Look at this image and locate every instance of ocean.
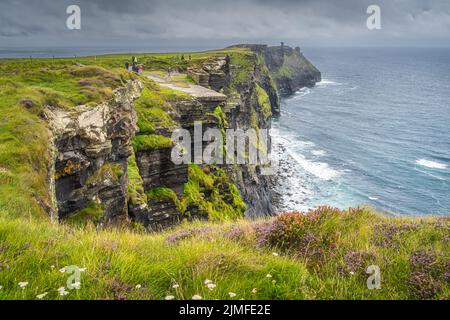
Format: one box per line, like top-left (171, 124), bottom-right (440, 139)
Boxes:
top-left (273, 47), bottom-right (450, 216)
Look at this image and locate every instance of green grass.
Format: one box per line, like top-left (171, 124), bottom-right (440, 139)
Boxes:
top-left (0, 207), bottom-right (448, 300)
top-left (65, 202), bottom-right (105, 227)
top-left (127, 153), bottom-right (147, 206)
top-left (147, 187), bottom-right (179, 204)
top-left (180, 165), bottom-right (246, 221)
top-left (134, 87), bottom-right (178, 134)
top-left (132, 134), bottom-right (174, 152)
top-left (255, 84), bottom-right (273, 118)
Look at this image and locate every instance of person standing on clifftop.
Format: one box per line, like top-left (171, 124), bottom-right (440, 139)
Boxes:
top-left (131, 56), bottom-right (139, 73)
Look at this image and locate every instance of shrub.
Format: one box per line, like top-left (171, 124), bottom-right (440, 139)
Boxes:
top-left (408, 249), bottom-right (448, 299)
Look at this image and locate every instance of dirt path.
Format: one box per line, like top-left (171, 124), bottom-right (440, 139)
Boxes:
top-left (147, 73), bottom-right (227, 102)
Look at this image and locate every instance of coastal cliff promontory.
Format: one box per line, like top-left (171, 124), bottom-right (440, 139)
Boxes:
top-left (0, 44), bottom-right (321, 229)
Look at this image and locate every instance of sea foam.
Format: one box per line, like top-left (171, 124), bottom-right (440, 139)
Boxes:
top-left (289, 152), bottom-right (340, 180)
top-left (416, 159), bottom-right (448, 170)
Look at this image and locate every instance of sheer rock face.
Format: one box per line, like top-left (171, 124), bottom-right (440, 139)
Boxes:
top-left (230, 44), bottom-right (322, 105)
top-left (44, 80), bottom-right (143, 223)
top-left (264, 46), bottom-right (322, 97)
top-left (200, 45), bottom-right (321, 216)
top-left (129, 85), bottom-right (228, 230)
top-left (188, 53), bottom-right (277, 217)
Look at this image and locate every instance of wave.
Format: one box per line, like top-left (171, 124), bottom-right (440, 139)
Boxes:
top-left (316, 79), bottom-right (341, 87)
top-left (416, 159), bottom-right (448, 170)
top-left (288, 151), bottom-right (341, 180)
top-left (311, 150), bottom-right (327, 157)
top-left (295, 87), bottom-right (312, 97)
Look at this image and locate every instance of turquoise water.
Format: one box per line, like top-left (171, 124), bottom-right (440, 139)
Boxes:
top-left (274, 47), bottom-right (450, 215)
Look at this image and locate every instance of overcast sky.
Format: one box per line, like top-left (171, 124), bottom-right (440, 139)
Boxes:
top-left (1, 0), bottom-right (449, 49)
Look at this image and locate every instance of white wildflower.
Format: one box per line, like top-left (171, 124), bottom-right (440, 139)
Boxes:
top-left (59, 267), bottom-right (66, 273)
top-left (207, 283), bottom-right (216, 290)
top-left (18, 282), bottom-right (29, 289)
top-left (272, 252), bottom-right (279, 256)
top-left (36, 292), bottom-right (48, 299)
top-left (266, 274), bottom-right (272, 278)
top-left (192, 295), bottom-right (203, 300)
top-left (204, 279), bottom-right (213, 285)
top-left (78, 268), bottom-right (87, 272)
top-left (135, 284), bottom-right (142, 289)
top-left (349, 271), bottom-right (355, 276)
top-left (252, 288), bottom-right (257, 294)
top-left (0, 285), bottom-right (3, 290)
top-left (165, 295), bottom-right (175, 300)
top-left (228, 292), bottom-right (237, 298)
top-left (272, 280), bottom-right (277, 284)
top-left (172, 284), bottom-right (180, 289)
top-left (57, 287), bottom-right (69, 296)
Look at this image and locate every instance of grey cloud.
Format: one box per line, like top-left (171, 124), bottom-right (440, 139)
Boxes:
top-left (0, 0), bottom-right (449, 47)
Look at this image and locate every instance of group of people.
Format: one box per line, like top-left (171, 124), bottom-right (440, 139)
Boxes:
top-left (125, 56), bottom-right (144, 74)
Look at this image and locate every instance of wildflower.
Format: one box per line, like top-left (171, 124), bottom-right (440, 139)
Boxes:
top-left (57, 287), bottom-right (69, 296)
top-left (272, 253), bottom-right (279, 257)
top-left (50, 265), bottom-right (55, 269)
top-left (18, 282), bottom-right (29, 289)
top-left (59, 267), bottom-right (66, 273)
top-left (266, 274), bottom-right (272, 278)
top-left (272, 280), bottom-right (277, 284)
top-left (135, 284), bottom-right (142, 289)
top-left (172, 284), bottom-right (180, 289)
top-left (204, 279), bottom-right (213, 285)
top-left (228, 292), bottom-right (237, 298)
top-left (36, 292), bottom-right (48, 299)
top-left (349, 271), bottom-right (355, 276)
top-left (79, 268), bottom-right (87, 272)
top-left (72, 282), bottom-right (81, 290)
top-left (207, 283), bottom-right (216, 290)
top-left (0, 285), bottom-right (3, 290)
top-left (252, 288), bottom-right (257, 294)
top-left (165, 295), bottom-right (175, 300)
top-left (192, 295), bottom-right (203, 300)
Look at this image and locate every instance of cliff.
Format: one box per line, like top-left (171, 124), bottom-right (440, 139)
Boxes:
top-left (230, 44), bottom-right (322, 103)
top-left (0, 44), bottom-right (320, 230)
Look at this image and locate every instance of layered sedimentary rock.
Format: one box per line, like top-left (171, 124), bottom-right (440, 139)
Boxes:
top-left (44, 80), bottom-right (143, 223)
top-left (188, 57), bottom-right (230, 92)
